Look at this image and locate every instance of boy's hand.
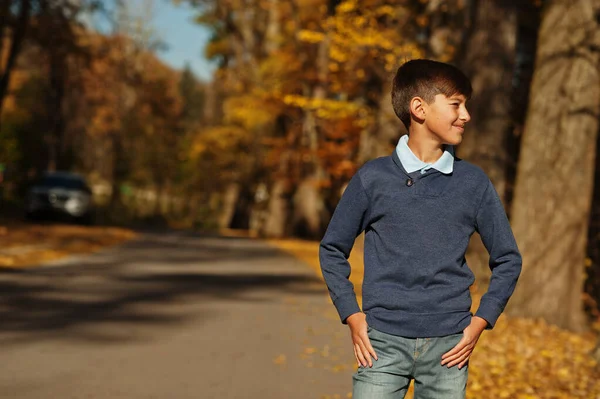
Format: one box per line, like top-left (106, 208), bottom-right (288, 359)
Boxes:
top-left (346, 312), bottom-right (378, 368)
top-left (441, 316), bottom-right (488, 369)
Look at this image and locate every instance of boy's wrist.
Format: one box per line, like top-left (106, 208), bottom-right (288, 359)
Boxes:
top-left (470, 316), bottom-right (489, 333)
top-left (345, 312), bottom-right (364, 326)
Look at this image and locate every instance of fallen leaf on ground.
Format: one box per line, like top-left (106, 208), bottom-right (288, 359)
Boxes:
top-left (0, 223), bottom-right (136, 269)
top-left (269, 238), bottom-right (600, 399)
top-left (273, 354), bottom-right (287, 365)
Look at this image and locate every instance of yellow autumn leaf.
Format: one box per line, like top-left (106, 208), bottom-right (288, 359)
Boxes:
top-left (297, 30), bottom-right (325, 43)
top-left (273, 354), bottom-right (287, 365)
top-left (331, 364), bottom-right (347, 372)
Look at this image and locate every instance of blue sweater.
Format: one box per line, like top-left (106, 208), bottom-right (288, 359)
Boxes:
top-left (319, 150), bottom-right (522, 338)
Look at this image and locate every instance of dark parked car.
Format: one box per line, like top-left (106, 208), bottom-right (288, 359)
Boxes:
top-left (25, 172), bottom-right (94, 224)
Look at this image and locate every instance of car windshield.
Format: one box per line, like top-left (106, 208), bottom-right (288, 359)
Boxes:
top-left (37, 175), bottom-right (88, 190)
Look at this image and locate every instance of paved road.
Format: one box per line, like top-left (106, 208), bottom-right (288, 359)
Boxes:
top-left (0, 231), bottom-right (356, 399)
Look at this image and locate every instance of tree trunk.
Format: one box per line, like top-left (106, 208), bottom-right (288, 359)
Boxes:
top-left (109, 131), bottom-right (129, 213)
top-left (503, 2), bottom-right (542, 213)
top-left (219, 183), bottom-right (239, 230)
top-left (506, 0), bottom-right (600, 332)
top-left (265, 0), bottom-right (280, 54)
top-left (48, 50), bottom-right (68, 171)
top-left (588, 133), bottom-right (600, 364)
top-left (228, 181), bottom-right (253, 230)
top-left (457, 0), bottom-right (517, 292)
top-left (458, 0), bottom-right (516, 200)
top-left (261, 179), bottom-right (289, 237)
top-left (292, 2), bottom-right (334, 238)
top-left (292, 177), bottom-right (325, 239)
top-left (358, 79), bottom-right (398, 163)
top-left (424, 0), bottom-right (469, 61)
top-left (254, 0), bottom-right (289, 238)
top-left (0, 0), bottom-right (30, 123)
top-left (294, 101), bottom-right (327, 238)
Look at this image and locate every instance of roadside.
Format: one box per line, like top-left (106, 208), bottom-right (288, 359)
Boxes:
top-left (268, 237), bottom-right (600, 399)
top-left (3, 223), bottom-right (600, 398)
top-left (0, 221), bottom-right (136, 269)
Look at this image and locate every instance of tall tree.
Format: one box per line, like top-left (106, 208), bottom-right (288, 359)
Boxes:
top-left (507, 0), bottom-right (600, 332)
top-left (456, 0), bottom-right (518, 290)
top-left (457, 0), bottom-right (517, 200)
top-left (179, 63), bottom-right (204, 127)
top-left (32, 0), bottom-right (91, 171)
top-left (0, 0), bottom-right (31, 123)
top-left (185, 0), bottom-right (470, 237)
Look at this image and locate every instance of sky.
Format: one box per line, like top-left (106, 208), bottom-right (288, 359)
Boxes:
top-left (150, 1), bottom-right (216, 82)
top-left (88, 0), bottom-right (216, 82)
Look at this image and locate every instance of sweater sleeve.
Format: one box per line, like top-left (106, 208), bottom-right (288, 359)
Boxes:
top-left (319, 172), bottom-right (370, 324)
top-left (474, 179), bottom-right (522, 328)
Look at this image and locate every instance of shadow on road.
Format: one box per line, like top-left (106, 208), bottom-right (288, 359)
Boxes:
top-left (0, 232), bottom-right (325, 344)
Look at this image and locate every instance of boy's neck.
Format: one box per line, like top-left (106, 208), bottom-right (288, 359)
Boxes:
top-left (406, 129), bottom-right (446, 164)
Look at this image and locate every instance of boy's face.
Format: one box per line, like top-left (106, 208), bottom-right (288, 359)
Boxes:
top-left (422, 93), bottom-right (470, 145)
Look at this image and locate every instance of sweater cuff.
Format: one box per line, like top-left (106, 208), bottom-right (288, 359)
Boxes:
top-left (333, 293), bottom-right (361, 324)
top-left (474, 298), bottom-right (504, 329)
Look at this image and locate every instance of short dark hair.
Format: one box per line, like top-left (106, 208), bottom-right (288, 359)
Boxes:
top-left (391, 59), bottom-right (472, 129)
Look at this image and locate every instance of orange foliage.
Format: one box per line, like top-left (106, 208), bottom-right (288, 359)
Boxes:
top-left (193, 0), bottom-right (433, 195)
top-left (78, 33), bottom-right (182, 139)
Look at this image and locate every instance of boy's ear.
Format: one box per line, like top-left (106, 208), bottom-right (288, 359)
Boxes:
top-left (409, 97), bottom-right (426, 121)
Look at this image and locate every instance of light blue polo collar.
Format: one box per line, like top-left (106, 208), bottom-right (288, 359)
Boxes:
top-left (395, 134), bottom-right (454, 174)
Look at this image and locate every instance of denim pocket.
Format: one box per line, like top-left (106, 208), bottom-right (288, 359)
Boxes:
top-left (436, 333), bottom-right (469, 380)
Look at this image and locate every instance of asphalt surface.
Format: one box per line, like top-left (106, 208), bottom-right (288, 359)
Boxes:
top-left (0, 231), bottom-right (356, 399)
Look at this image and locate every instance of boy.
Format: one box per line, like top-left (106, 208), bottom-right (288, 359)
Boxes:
top-left (319, 59), bottom-right (522, 399)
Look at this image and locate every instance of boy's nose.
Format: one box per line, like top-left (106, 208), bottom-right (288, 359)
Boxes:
top-left (460, 107), bottom-right (471, 123)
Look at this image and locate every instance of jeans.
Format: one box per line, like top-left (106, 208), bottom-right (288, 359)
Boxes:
top-left (353, 326), bottom-right (468, 399)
